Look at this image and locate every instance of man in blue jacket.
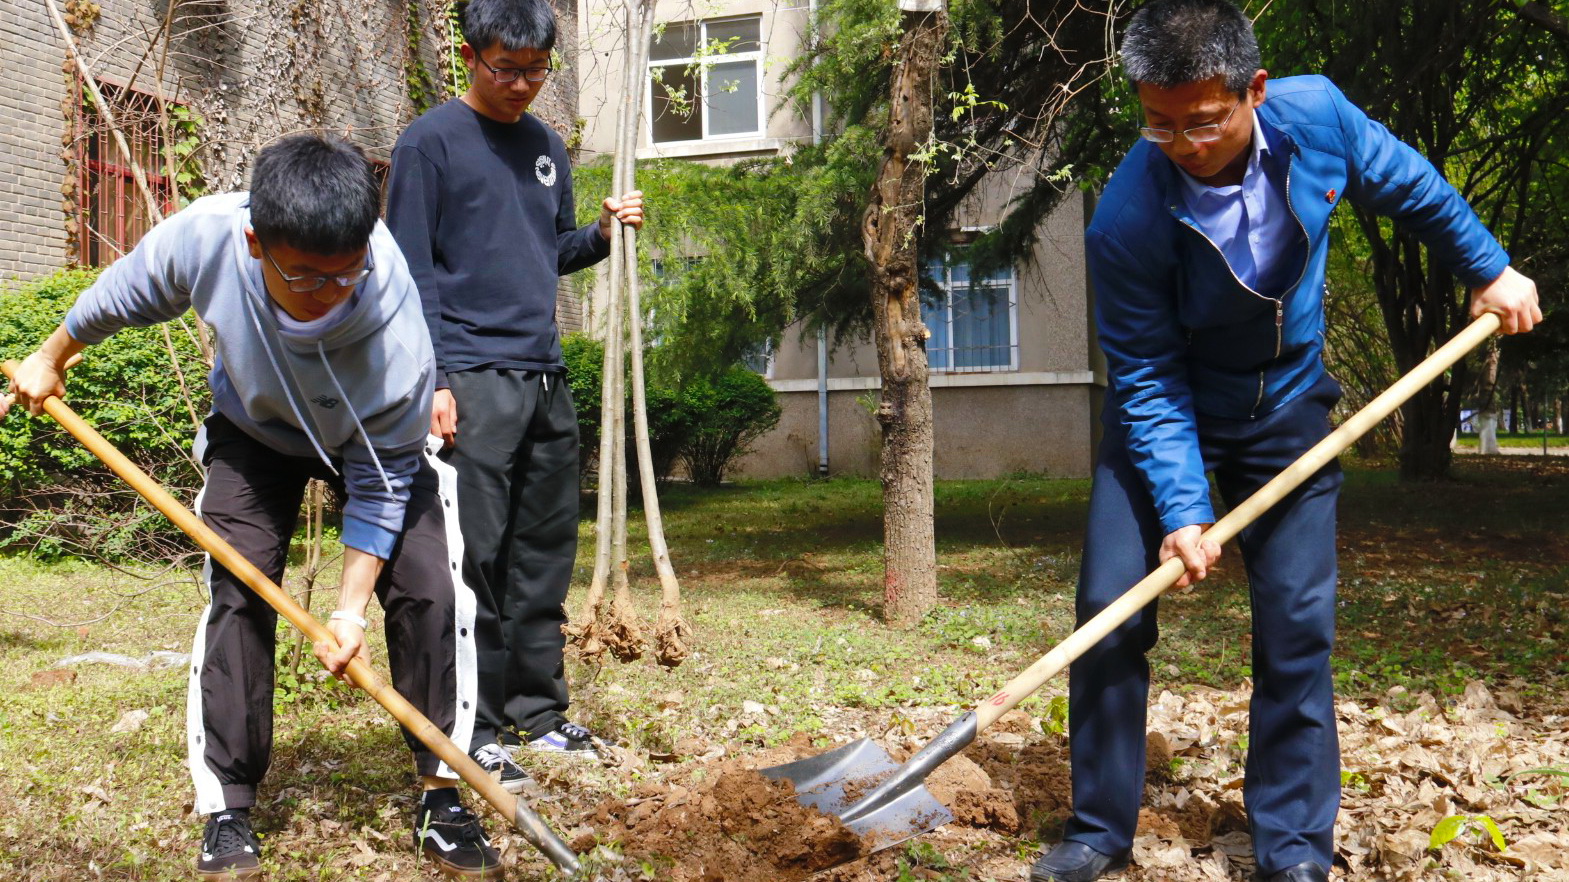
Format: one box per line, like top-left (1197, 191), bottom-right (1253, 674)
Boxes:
top-left (1031, 3), bottom-right (1541, 882)
top-left (5, 134), bottom-right (502, 881)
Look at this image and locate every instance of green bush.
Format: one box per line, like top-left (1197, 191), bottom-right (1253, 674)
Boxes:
top-left (680, 366), bottom-right (781, 486)
top-left (562, 332), bottom-right (693, 485)
top-left (561, 332), bottom-right (603, 471)
top-left (0, 268), bottom-right (209, 559)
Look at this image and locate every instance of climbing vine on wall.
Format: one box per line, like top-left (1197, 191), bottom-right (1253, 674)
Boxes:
top-left (404, 0), bottom-right (440, 114)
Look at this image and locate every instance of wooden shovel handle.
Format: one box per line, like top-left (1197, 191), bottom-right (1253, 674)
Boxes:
top-left (972, 312), bottom-right (1503, 731)
top-left (0, 358), bottom-right (581, 875)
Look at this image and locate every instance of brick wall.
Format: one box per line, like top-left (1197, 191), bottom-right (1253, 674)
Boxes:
top-left (0, 0), bottom-right (73, 281)
top-left (0, 0), bottom-right (586, 338)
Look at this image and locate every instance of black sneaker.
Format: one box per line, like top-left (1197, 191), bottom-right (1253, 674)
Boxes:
top-left (196, 809), bottom-right (263, 880)
top-left (522, 719), bottom-right (598, 758)
top-left (471, 742), bottom-right (536, 794)
top-left (414, 800), bottom-right (503, 880)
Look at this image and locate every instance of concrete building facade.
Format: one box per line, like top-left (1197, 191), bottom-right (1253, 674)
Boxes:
top-left (576, 0), bottom-right (1102, 479)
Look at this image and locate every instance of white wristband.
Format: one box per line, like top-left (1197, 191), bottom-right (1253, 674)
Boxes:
top-left (330, 610), bottom-right (369, 629)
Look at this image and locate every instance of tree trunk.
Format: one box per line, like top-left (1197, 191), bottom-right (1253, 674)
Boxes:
top-left (1476, 343), bottom-right (1501, 454)
top-left (1398, 385), bottom-right (1457, 480)
top-left (1356, 213), bottom-right (1474, 481)
top-left (865, 1), bottom-right (946, 627)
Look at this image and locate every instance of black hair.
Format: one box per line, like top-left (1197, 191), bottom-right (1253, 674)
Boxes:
top-left (1121, 0), bottom-right (1261, 95)
top-left (459, 0), bottom-right (557, 54)
top-left (247, 133), bottom-right (381, 255)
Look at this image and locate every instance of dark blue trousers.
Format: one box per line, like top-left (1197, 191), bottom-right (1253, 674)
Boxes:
top-left (1063, 375), bottom-right (1343, 876)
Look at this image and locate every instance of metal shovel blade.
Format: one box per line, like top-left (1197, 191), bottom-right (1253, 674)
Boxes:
top-left (759, 737), bottom-right (956, 854)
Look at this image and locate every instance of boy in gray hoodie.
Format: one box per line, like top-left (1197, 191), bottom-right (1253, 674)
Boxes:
top-left (4, 134), bottom-right (503, 881)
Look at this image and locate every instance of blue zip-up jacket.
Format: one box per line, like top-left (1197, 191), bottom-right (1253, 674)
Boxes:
top-left (64, 193), bottom-right (436, 558)
top-left (1088, 76), bottom-right (1510, 534)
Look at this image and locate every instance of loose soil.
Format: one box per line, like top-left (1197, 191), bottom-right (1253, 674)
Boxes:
top-left (560, 688), bottom-right (1567, 881)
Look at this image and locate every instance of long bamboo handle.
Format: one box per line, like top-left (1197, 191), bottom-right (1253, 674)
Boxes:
top-left (972, 312), bottom-right (1502, 731)
top-left (0, 360), bottom-right (581, 875)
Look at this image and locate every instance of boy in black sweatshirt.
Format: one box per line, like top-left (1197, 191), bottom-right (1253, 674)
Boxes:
top-left (386, 0), bottom-right (643, 788)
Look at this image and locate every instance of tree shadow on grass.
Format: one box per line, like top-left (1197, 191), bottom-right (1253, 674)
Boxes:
top-left (617, 477), bottom-right (1096, 615)
top-left (258, 712), bottom-right (424, 833)
top-left (0, 628), bottom-right (60, 652)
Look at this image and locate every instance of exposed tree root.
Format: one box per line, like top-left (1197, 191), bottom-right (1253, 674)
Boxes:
top-left (566, 582), bottom-right (611, 662)
top-left (654, 599), bottom-right (693, 667)
top-left (605, 568), bottom-right (646, 661)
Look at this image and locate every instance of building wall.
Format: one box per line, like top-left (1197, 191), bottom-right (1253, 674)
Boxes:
top-left (737, 381), bottom-right (1097, 480)
top-left (739, 181), bottom-right (1102, 480)
top-left (577, 0), bottom-right (813, 163)
top-left (0, 0), bottom-right (587, 335)
top-left (0, 0), bottom-right (75, 280)
top-left (573, 0), bottom-right (1102, 479)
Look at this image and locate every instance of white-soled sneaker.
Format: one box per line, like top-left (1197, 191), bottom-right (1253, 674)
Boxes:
top-left (470, 743), bottom-right (536, 793)
top-left (522, 719), bottom-right (599, 758)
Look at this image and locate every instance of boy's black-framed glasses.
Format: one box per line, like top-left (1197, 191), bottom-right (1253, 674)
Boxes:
top-left (1139, 98), bottom-right (1243, 144)
top-left (475, 51), bottom-right (553, 84)
top-left (260, 245), bottom-right (373, 293)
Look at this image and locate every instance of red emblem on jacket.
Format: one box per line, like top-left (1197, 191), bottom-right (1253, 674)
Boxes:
top-left (1325, 188), bottom-right (1337, 203)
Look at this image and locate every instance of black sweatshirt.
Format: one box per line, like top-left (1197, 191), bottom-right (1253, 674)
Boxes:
top-left (386, 100), bottom-right (609, 386)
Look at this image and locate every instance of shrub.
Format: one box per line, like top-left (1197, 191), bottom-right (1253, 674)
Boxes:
top-left (562, 332), bottom-right (604, 473)
top-left (0, 268), bottom-right (209, 560)
top-left (679, 366), bottom-right (781, 486)
top-left (562, 332), bottom-right (692, 485)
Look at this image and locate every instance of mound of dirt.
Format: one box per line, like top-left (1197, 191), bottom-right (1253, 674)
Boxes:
top-left (576, 737), bottom-right (1025, 881)
top-left (577, 757), bottom-right (865, 881)
top-left (924, 752), bottom-right (1019, 831)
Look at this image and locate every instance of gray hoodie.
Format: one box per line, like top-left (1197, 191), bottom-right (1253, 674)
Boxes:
top-left (65, 193), bottom-right (435, 558)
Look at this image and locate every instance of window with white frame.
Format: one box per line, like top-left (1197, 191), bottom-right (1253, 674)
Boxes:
top-left (648, 16), bottom-right (762, 144)
top-left (740, 338), bottom-right (775, 378)
top-left (921, 253), bottom-right (1019, 372)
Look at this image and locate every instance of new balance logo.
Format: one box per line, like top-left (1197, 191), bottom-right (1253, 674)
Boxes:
top-left (311, 395), bottom-right (340, 409)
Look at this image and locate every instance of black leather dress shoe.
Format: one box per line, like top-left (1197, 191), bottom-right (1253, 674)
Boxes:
top-left (1029, 841), bottom-right (1132, 882)
top-left (1258, 862), bottom-right (1330, 882)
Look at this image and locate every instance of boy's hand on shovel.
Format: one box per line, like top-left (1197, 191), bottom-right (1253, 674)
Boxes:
top-left (315, 617), bottom-right (371, 681)
top-left (1469, 266), bottom-right (1541, 336)
top-left (2, 350), bottom-right (84, 417)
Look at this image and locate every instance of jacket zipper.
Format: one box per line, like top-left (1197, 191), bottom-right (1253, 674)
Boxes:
top-left (1171, 148), bottom-right (1311, 417)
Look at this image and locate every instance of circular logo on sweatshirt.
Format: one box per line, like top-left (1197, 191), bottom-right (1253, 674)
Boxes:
top-left (534, 155), bottom-right (557, 187)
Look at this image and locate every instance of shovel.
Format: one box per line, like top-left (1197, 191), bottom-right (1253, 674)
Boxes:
top-left (761, 312), bottom-right (1503, 855)
top-left (1, 358), bottom-right (583, 877)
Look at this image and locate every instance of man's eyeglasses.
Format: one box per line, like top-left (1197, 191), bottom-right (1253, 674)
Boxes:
top-left (475, 51), bottom-right (552, 84)
top-left (1140, 99), bottom-right (1242, 144)
top-left (261, 245), bottom-right (372, 293)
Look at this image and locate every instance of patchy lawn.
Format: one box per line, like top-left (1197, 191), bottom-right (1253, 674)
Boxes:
top-left (0, 456), bottom-right (1564, 880)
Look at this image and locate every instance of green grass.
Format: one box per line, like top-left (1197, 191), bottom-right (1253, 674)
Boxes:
top-left (0, 460), bottom-right (1565, 877)
top-left (1453, 431), bottom-right (1569, 448)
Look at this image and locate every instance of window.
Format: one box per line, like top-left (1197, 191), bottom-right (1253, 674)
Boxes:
top-left (648, 16), bottom-right (762, 144)
top-left (922, 254), bottom-right (1019, 372)
top-left (741, 339), bottom-right (774, 378)
top-left (74, 80), bottom-right (178, 267)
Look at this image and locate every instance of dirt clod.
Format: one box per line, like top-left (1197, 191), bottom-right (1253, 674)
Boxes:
top-left (582, 759), bottom-right (866, 881)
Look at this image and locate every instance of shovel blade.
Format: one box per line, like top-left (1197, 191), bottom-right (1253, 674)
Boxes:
top-left (759, 738), bottom-right (955, 855)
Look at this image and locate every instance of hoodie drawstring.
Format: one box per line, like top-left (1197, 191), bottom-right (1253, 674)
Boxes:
top-left (318, 341), bottom-right (395, 496)
top-left (243, 294), bottom-right (340, 477)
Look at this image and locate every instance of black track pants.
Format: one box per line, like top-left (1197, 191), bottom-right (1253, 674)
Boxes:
top-left (185, 414), bottom-right (478, 812)
top-left (443, 369), bottom-right (579, 746)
